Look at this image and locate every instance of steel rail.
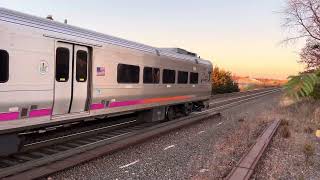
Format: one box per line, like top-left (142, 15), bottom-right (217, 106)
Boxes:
top-left (211, 87), bottom-right (279, 99)
top-left (22, 120), bottom-right (138, 150)
top-left (210, 89), bottom-right (279, 106)
top-left (204, 89), bottom-right (280, 113)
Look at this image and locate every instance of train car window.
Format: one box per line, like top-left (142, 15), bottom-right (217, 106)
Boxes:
top-left (163, 69), bottom-right (176, 84)
top-left (178, 71), bottom-right (188, 84)
top-left (143, 67), bottom-right (153, 83)
top-left (56, 47), bottom-right (70, 82)
top-left (117, 64), bottom-right (140, 83)
top-left (76, 50), bottom-right (88, 82)
top-left (144, 67), bottom-right (160, 84)
top-left (0, 50), bottom-right (9, 83)
top-left (190, 72), bottom-right (199, 84)
top-left (153, 68), bottom-right (160, 84)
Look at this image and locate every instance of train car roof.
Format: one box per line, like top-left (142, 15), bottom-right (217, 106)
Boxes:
top-left (0, 7), bottom-right (212, 67)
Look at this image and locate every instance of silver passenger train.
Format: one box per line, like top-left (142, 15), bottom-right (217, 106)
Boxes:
top-left (0, 8), bottom-right (212, 155)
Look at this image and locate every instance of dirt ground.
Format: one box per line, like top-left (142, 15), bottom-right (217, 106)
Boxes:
top-left (253, 97), bottom-right (320, 180)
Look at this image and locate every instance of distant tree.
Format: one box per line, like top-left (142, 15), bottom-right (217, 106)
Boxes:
top-left (211, 67), bottom-right (239, 94)
top-left (300, 39), bottom-right (320, 71)
top-left (283, 0), bottom-right (320, 70)
top-left (283, 0), bottom-right (320, 42)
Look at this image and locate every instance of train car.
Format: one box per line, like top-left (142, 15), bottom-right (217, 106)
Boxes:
top-left (0, 8), bottom-right (212, 155)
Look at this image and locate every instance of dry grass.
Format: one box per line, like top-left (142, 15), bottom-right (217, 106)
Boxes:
top-left (304, 126), bottom-right (314, 134)
top-left (303, 142), bottom-right (315, 164)
top-left (253, 96), bottom-right (320, 179)
top-left (280, 119), bottom-right (289, 126)
top-left (280, 125), bottom-right (291, 139)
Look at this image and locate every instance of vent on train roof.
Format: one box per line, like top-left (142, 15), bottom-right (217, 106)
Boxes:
top-left (160, 48), bottom-right (197, 57)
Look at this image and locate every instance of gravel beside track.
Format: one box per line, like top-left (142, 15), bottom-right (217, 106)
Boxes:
top-left (252, 99), bottom-right (320, 180)
top-left (48, 92), bottom-right (282, 180)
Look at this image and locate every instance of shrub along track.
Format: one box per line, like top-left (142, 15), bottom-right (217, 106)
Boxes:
top-left (0, 88), bottom-right (280, 180)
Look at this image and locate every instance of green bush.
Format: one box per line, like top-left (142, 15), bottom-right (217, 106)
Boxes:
top-left (284, 70), bottom-right (320, 100)
top-left (310, 83), bottom-right (320, 99)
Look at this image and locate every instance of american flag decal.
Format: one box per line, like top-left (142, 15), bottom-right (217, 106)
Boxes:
top-left (97, 67), bottom-right (105, 76)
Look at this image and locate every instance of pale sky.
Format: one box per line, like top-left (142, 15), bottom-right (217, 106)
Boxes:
top-left (0, 0), bottom-right (305, 79)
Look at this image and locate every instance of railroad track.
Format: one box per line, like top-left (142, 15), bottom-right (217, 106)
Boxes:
top-left (0, 88), bottom-right (281, 180)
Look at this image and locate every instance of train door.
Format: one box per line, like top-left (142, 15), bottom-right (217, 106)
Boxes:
top-left (71, 45), bottom-right (89, 113)
top-left (52, 42), bottom-right (89, 116)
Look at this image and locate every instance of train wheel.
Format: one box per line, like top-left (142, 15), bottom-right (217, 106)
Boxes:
top-left (166, 106), bottom-right (175, 121)
top-left (193, 104), bottom-right (201, 112)
top-left (183, 103), bottom-right (192, 116)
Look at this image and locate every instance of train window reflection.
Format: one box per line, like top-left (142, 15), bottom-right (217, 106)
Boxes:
top-left (76, 50), bottom-right (88, 82)
top-left (117, 64), bottom-right (140, 83)
top-left (144, 67), bottom-right (160, 84)
top-left (163, 69), bottom-right (176, 84)
top-left (178, 71), bottom-right (188, 84)
top-left (190, 72), bottom-right (199, 84)
top-left (0, 50), bottom-right (9, 83)
top-left (55, 47), bottom-right (70, 82)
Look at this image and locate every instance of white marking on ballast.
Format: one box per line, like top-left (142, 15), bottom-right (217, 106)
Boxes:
top-left (198, 131), bottom-right (205, 135)
top-left (164, 145), bottom-right (176, 151)
top-left (199, 169), bottom-right (209, 173)
top-left (119, 160), bottom-right (139, 169)
top-left (217, 122), bottom-right (223, 126)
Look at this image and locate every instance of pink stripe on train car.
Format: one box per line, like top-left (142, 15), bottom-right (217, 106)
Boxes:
top-left (0, 112), bottom-right (19, 121)
top-left (108, 100), bottom-right (142, 108)
top-left (90, 103), bottom-right (105, 110)
top-left (29, 108), bottom-right (52, 118)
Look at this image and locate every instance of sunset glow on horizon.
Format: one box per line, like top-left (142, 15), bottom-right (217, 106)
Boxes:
top-left (0, 0), bottom-right (304, 80)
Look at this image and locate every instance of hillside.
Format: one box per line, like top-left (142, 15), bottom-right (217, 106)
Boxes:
top-left (233, 76), bottom-right (287, 91)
